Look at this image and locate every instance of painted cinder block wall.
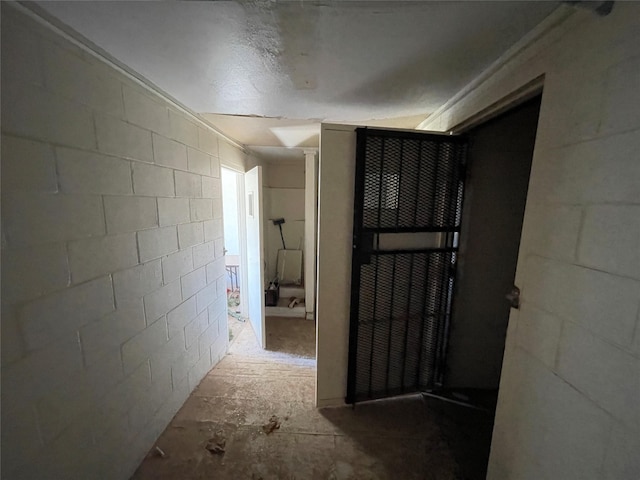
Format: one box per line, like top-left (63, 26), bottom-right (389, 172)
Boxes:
top-left (0, 5), bottom-right (242, 478)
top-left (420, 5), bottom-right (640, 479)
top-left (316, 4), bottom-right (639, 478)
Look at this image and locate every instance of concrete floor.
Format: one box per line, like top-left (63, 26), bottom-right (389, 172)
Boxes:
top-left (132, 316), bottom-right (492, 480)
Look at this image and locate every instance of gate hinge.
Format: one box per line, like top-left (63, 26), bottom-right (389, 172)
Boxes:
top-left (506, 285), bottom-right (521, 309)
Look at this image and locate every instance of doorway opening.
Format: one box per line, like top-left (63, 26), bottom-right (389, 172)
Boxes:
top-left (261, 156), bottom-right (317, 357)
top-left (446, 93), bottom-right (542, 393)
top-left (342, 93), bottom-right (542, 479)
top-left (428, 94), bottom-right (543, 479)
top-left (222, 158), bottom-right (318, 359)
top-left (263, 161), bottom-right (307, 320)
top-left (221, 166), bottom-right (248, 345)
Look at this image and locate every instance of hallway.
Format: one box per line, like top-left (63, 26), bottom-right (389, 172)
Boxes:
top-left (131, 317), bottom-right (468, 479)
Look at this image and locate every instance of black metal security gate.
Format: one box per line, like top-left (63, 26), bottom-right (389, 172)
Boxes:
top-left (346, 128), bottom-right (468, 404)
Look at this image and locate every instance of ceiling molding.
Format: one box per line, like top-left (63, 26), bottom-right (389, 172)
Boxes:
top-left (417, 5), bottom-right (573, 131)
top-left (13, 1), bottom-right (247, 152)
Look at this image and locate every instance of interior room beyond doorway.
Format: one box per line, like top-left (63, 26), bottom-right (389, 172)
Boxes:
top-left (221, 167), bottom-right (246, 344)
top-left (263, 160), bottom-right (308, 319)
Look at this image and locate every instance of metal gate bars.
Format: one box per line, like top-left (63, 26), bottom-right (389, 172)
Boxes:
top-left (346, 128), bottom-right (467, 404)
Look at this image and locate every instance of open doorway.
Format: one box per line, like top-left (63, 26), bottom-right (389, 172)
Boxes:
top-left (261, 157), bottom-right (316, 356)
top-left (221, 167), bottom-right (248, 345)
top-left (221, 159), bottom-right (318, 358)
top-left (263, 161), bottom-right (307, 319)
top-left (428, 93), bottom-right (543, 479)
top-left (332, 93), bottom-right (542, 479)
top-left (446, 94), bottom-right (542, 394)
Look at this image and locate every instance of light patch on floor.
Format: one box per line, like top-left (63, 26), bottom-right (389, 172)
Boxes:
top-left (131, 317), bottom-right (474, 479)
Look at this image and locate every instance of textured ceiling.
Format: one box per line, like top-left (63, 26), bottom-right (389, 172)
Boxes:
top-left (37, 1), bottom-right (559, 128)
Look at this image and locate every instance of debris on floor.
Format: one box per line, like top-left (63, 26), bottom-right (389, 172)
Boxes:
top-left (288, 297), bottom-right (299, 308)
top-left (228, 311), bottom-right (245, 321)
top-left (262, 415), bottom-right (281, 435)
top-left (153, 446), bottom-right (166, 458)
top-left (132, 317), bottom-right (476, 480)
top-left (205, 431), bottom-right (227, 455)
top-left (227, 291), bottom-right (242, 318)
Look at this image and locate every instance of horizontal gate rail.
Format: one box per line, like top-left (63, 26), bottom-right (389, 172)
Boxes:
top-left (346, 127), bottom-right (467, 405)
top-left (361, 226), bottom-right (462, 233)
top-left (371, 247), bottom-right (459, 256)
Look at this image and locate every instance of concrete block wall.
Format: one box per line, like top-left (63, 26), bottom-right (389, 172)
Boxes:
top-left (420, 4), bottom-right (640, 479)
top-left (1, 5), bottom-right (237, 479)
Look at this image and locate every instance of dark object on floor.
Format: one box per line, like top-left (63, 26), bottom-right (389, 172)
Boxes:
top-left (205, 431), bottom-right (226, 454)
top-left (265, 280), bottom-right (280, 306)
top-left (262, 415), bottom-right (281, 435)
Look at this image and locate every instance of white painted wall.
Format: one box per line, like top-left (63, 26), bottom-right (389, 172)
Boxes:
top-left (265, 162), bottom-right (306, 189)
top-left (0, 5), bottom-right (242, 478)
top-left (316, 124), bottom-right (357, 406)
top-left (263, 162), bottom-right (306, 283)
top-left (304, 150), bottom-right (319, 317)
top-left (422, 5), bottom-right (640, 479)
top-left (244, 166), bottom-right (266, 348)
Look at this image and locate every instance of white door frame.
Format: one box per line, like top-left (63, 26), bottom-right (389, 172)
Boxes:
top-left (303, 149), bottom-right (319, 320)
top-left (220, 165), bottom-right (249, 320)
top-left (244, 166), bottom-right (266, 347)
top-left (235, 171), bottom-right (250, 320)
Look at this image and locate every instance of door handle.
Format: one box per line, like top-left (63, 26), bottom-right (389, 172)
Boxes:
top-left (506, 285), bottom-right (521, 309)
top-left (356, 232), bottom-right (374, 265)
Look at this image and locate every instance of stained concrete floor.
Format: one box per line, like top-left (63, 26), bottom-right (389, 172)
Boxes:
top-left (132, 316), bottom-right (493, 479)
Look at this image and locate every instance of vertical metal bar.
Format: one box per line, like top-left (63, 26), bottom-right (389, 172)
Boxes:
top-left (415, 252), bottom-right (431, 387)
top-left (418, 141), bottom-right (442, 389)
top-left (430, 142), bottom-right (442, 226)
top-left (412, 141), bottom-right (424, 226)
top-left (426, 253), bottom-right (442, 389)
top-left (377, 137), bottom-right (386, 229)
top-left (433, 252), bottom-right (451, 387)
top-left (446, 144), bottom-right (458, 229)
top-left (455, 144), bottom-right (469, 227)
top-left (382, 138), bottom-right (404, 394)
top-left (394, 139), bottom-right (405, 228)
top-left (368, 260), bottom-right (377, 398)
top-left (346, 129), bottom-right (369, 404)
top-left (431, 143), bottom-right (457, 386)
top-left (442, 254), bottom-right (455, 385)
top-left (452, 143), bottom-right (465, 227)
top-left (434, 143), bottom-right (457, 382)
top-left (406, 140), bottom-right (421, 389)
top-left (368, 136), bottom-right (386, 398)
top-left (416, 142), bottom-right (439, 388)
top-left (385, 253), bottom-right (398, 394)
top-left (437, 252), bottom-right (457, 385)
top-left (400, 252), bottom-right (415, 391)
top-left (437, 144), bottom-right (467, 387)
